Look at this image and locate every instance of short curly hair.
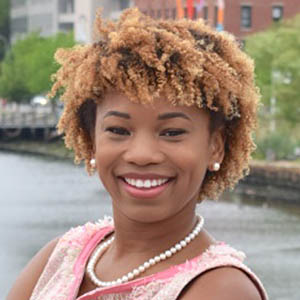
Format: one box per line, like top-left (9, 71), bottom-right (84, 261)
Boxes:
top-left (49, 8), bottom-right (260, 201)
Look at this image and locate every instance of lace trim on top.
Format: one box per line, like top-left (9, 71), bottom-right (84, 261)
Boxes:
top-left (30, 217), bottom-right (268, 300)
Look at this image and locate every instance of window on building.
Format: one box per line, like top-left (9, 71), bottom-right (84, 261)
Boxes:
top-left (192, 6), bottom-right (197, 19)
top-left (172, 8), bottom-right (177, 19)
top-left (203, 6), bottom-right (208, 20)
top-left (11, 16), bottom-right (28, 34)
top-left (59, 0), bottom-right (74, 14)
top-left (119, 0), bottom-right (130, 10)
top-left (157, 9), bottom-right (161, 19)
top-left (11, 0), bottom-right (26, 9)
top-left (59, 23), bottom-right (74, 32)
top-left (272, 6), bottom-right (283, 21)
top-left (165, 9), bottom-right (170, 19)
top-left (214, 6), bottom-right (218, 26)
top-left (241, 5), bottom-right (252, 29)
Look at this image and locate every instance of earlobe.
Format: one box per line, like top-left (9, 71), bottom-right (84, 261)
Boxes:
top-left (90, 158), bottom-right (96, 168)
top-left (208, 129), bottom-right (225, 172)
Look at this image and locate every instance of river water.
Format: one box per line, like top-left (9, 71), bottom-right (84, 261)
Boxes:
top-left (1, 151), bottom-right (299, 300)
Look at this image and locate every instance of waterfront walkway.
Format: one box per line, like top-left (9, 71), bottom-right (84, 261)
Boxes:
top-left (0, 104), bottom-right (60, 140)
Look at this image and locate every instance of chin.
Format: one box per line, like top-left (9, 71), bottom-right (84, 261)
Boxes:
top-left (113, 202), bottom-right (177, 224)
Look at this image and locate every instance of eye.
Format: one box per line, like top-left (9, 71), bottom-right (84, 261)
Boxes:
top-left (105, 127), bottom-right (130, 136)
top-left (160, 129), bottom-right (187, 137)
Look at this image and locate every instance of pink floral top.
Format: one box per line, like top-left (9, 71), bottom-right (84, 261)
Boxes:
top-left (30, 217), bottom-right (268, 300)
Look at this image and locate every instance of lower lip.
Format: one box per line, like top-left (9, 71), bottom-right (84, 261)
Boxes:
top-left (120, 179), bottom-right (172, 199)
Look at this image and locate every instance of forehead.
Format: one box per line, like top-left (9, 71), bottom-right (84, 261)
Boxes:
top-left (96, 92), bottom-right (210, 121)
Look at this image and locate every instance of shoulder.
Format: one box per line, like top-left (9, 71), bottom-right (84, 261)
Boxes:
top-left (7, 237), bottom-right (60, 300)
top-left (6, 219), bottom-right (114, 300)
top-left (178, 266), bottom-right (262, 300)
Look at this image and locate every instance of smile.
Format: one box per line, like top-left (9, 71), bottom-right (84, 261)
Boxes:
top-left (119, 176), bottom-right (174, 199)
top-left (123, 178), bottom-right (169, 188)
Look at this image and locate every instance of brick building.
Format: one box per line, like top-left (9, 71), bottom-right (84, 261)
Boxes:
top-left (134, 0), bottom-right (300, 38)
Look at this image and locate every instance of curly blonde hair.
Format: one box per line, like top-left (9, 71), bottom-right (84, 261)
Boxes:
top-left (49, 8), bottom-right (259, 201)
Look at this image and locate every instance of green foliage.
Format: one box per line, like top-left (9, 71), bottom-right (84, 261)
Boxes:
top-left (0, 31), bottom-right (75, 102)
top-left (245, 14), bottom-right (300, 127)
top-left (254, 130), bottom-right (297, 160)
top-left (0, 0), bottom-right (10, 60)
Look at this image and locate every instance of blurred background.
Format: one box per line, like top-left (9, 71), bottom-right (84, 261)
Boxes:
top-left (0, 1), bottom-right (299, 299)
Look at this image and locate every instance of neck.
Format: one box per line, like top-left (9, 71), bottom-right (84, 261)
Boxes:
top-left (110, 202), bottom-right (198, 258)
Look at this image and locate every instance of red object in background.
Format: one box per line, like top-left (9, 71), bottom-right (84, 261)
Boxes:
top-left (187, 0), bottom-right (194, 19)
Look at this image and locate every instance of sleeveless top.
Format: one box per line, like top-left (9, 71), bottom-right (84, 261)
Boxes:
top-left (30, 217), bottom-right (268, 300)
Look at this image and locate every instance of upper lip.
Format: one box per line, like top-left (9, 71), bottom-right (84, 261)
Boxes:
top-left (118, 173), bottom-right (174, 180)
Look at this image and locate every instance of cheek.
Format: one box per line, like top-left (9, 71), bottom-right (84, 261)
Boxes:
top-left (171, 140), bottom-right (210, 190)
top-left (95, 137), bottom-right (118, 184)
top-left (173, 140), bottom-right (210, 171)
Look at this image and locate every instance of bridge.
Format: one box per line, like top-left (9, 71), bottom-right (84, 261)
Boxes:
top-left (0, 104), bottom-right (61, 140)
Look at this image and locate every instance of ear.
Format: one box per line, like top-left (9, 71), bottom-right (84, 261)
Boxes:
top-left (208, 127), bottom-right (226, 171)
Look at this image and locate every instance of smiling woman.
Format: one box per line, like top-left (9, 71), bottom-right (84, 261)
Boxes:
top-left (7, 7), bottom-right (268, 300)
top-left (93, 93), bottom-right (218, 224)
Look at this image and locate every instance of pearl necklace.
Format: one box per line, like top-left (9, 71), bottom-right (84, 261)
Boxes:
top-left (86, 215), bottom-right (204, 287)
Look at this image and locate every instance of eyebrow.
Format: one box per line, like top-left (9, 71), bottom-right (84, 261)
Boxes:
top-left (103, 111), bottom-right (191, 121)
top-left (103, 111), bottom-right (131, 119)
top-left (157, 112), bottom-right (191, 121)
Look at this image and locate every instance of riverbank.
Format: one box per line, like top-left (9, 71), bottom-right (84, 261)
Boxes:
top-left (237, 160), bottom-right (300, 204)
top-left (1, 139), bottom-right (299, 203)
top-left (0, 139), bottom-right (74, 160)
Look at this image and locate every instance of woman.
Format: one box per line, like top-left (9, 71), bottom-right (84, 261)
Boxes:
top-left (7, 8), bottom-right (268, 300)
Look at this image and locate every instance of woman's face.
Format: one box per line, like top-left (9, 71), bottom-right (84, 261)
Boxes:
top-left (93, 93), bottom-right (224, 223)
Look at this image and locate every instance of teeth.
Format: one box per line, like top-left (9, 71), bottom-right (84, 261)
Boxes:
top-left (124, 178), bottom-right (169, 188)
top-left (151, 180), bottom-right (158, 187)
top-left (144, 180), bottom-right (151, 188)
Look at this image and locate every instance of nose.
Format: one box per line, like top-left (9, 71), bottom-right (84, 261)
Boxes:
top-left (123, 132), bottom-right (165, 166)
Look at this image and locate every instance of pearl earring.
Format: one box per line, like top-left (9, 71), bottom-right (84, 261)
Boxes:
top-left (90, 158), bottom-right (96, 168)
top-left (212, 162), bottom-right (220, 171)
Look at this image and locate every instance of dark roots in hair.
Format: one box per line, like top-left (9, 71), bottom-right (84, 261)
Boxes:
top-left (49, 8), bottom-right (260, 201)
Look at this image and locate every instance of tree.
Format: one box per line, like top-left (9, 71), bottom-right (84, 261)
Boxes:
top-left (0, 31), bottom-right (76, 102)
top-left (0, 0), bottom-right (10, 61)
top-left (245, 14), bottom-right (300, 127)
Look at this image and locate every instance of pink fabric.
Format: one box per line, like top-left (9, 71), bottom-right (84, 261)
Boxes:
top-left (30, 217), bottom-right (268, 300)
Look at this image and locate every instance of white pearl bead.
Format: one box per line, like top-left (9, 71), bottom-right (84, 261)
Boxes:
top-left (190, 233), bottom-right (196, 239)
top-left (170, 247), bottom-right (177, 254)
top-left (138, 265), bottom-right (145, 272)
top-left (165, 250), bottom-right (172, 257)
top-left (133, 269), bottom-right (139, 276)
top-left (194, 227), bottom-right (200, 233)
top-left (127, 272), bottom-right (134, 279)
top-left (154, 256), bottom-right (161, 263)
top-left (122, 275), bottom-right (128, 282)
top-left (149, 258), bottom-right (155, 265)
top-left (180, 240), bottom-right (187, 247)
top-left (160, 253), bottom-right (166, 260)
top-left (175, 244), bottom-right (182, 251)
top-left (185, 236), bottom-right (191, 243)
top-left (144, 262), bottom-right (150, 269)
top-left (117, 279), bottom-right (122, 284)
